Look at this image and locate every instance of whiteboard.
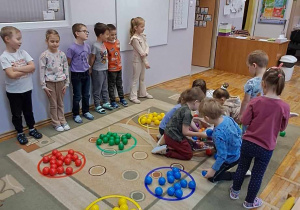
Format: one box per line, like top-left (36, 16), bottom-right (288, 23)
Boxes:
top-left (173, 0), bottom-right (189, 30)
top-left (116, 0), bottom-right (169, 51)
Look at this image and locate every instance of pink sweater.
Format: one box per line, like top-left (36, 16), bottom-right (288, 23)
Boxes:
top-left (241, 96), bottom-right (290, 150)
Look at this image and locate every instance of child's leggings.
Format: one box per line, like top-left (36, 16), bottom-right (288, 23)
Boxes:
top-left (232, 140), bottom-right (273, 203)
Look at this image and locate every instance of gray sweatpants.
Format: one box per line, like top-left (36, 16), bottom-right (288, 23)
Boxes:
top-left (91, 70), bottom-right (109, 107)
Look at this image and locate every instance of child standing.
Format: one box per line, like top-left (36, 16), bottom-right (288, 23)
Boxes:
top-left (198, 98), bottom-right (242, 183)
top-left (90, 23), bottom-right (113, 114)
top-left (39, 29), bottom-right (70, 131)
top-left (230, 68), bottom-right (290, 209)
top-left (129, 17), bottom-right (153, 104)
top-left (0, 26), bottom-right (42, 144)
top-left (152, 87), bottom-right (206, 160)
top-left (67, 23), bottom-right (94, 123)
top-left (104, 24), bottom-right (128, 108)
top-left (238, 50), bottom-right (268, 123)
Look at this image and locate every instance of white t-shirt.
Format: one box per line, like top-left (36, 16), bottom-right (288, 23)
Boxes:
top-left (0, 49), bottom-right (33, 93)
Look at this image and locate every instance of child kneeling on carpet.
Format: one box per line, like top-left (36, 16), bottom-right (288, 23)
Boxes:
top-left (230, 68), bottom-right (290, 209)
top-left (152, 87), bottom-right (206, 160)
top-left (198, 98), bottom-right (243, 183)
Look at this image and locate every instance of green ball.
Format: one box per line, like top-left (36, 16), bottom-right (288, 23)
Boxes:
top-left (96, 138), bottom-right (102, 145)
top-left (109, 139), bottom-right (115, 146)
top-left (121, 135), bottom-right (127, 140)
top-left (125, 133), bottom-right (132, 139)
top-left (103, 137), bottom-right (109, 143)
top-left (107, 131), bottom-right (112, 136)
top-left (279, 131), bottom-right (286, 137)
top-left (122, 138), bottom-right (128, 145)
top-left (114, 138), bottom-right (120, 145)
top-left (112, 133), bottom-right (118, 137)
top-left (99, 134), bottom-right (105, 139)
top-left (119, 142), bottom-right (124, 150)
top-left (109, 136), bottom-right (115, 141)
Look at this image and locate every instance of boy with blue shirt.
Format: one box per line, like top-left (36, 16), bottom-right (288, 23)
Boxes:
top-left (67, 23), bottom-right (94, 123)
top-left (198, 98), bottom-right (244, 183)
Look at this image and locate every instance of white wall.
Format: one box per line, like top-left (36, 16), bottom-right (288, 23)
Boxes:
top-left (253, 0), bottom-right (293, 38)
top-left (0, 0), bottom-right (196, 134)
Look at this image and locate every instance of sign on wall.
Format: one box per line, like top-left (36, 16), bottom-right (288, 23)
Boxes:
top-left (258, 0), bottom-right (288, 24)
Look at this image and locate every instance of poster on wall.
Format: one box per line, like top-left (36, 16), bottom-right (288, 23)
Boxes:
top-left (258, 0), bottom-right (288, 24)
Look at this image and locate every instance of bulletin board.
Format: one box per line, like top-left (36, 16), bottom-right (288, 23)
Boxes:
top-left (258, 0), bottom-right (288, 24)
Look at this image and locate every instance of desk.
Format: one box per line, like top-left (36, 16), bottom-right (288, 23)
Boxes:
top-left (214, 36), bottom-right (289, 76)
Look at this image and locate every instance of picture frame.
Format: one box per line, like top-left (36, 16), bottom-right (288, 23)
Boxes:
top-left (204, 14), bottom-right (212, 21)
top-left (200, 7), bottom-right (208, 15)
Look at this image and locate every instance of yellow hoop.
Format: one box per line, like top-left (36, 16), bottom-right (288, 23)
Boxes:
top-left (138, 113), bottom-right (160, 130)
top-left (85, 195), bottom-right (142, 210)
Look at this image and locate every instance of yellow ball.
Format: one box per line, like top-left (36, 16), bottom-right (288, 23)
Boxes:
top-left (90, 204), bottom-right (99, 210)
top-left (118, 198), bottom-right (127, 207)
top-left (120, 204), bottom-right (129, 210)
top-left (153, 112), bottom-right (158, 117)
top-left (112, 207), bottom-right (120, 210)
top-left (130, 209), bottom-right (137, 210)
top-left (141, 118), bottom-right (147, 125)
top-left (152, 117), bottom-right (158, 122)
top-left (141, 116), bottom-right (147, 121)
top-left (148, 114), bottom-right (153, 118)
top-left (157, 115), bottom-right (162, 121)
top-left (160, 113), bottom-right (165, 117)
top-left (154, 120), bottom-right (160, 125)
top-left (146, 119), bottom-right (152, 125)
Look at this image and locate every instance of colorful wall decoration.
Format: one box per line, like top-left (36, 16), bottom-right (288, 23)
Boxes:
top-left (258, 0), bottom-right (288, 24)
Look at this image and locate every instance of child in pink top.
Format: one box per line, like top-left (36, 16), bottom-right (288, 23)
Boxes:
top-left (229, 68), bottom-right (290, 209)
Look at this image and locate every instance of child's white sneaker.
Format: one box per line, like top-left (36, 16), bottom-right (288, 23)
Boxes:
top-left (55, 125), bottom-right (64, 132)
top-left (151, 145), bottom-right (167, 155)
top-left (62, 123), bottom-right (70, 131)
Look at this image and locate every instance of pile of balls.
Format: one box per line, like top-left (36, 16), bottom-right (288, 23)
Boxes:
top-left (145, 167), bottom-right (196, 199)
top-left (140, 112), bottom-right (165, 126)
top-left (41, 149), bottom-right (82, 176)
top-left (96, 132), bottom-right (132, 151)
top-left (89, 198), bottom-right (137, 210)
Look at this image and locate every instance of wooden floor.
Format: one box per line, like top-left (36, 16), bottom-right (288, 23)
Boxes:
top-left (157, 66), bottom-right (300, 209)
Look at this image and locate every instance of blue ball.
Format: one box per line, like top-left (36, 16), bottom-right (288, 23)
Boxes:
top-left (145, 176), bottom-right (152, 185)
top-left (158, 177), bottom-right (166, 185)
top-left (202, 170), bottom-right (207, 177)
top-left (166, 170), bottom-right (173, 177)
top-left (167, 175), bottom-right (175, 184)
top-left (180, 179), bottom-right (188, 188)
top-left (174, 182), bottom-right (181, 190)
top-left (192, 136), bottom-right (198, 141)
top-left (188, 181), bottom-right (196, 189)
top-left (174, 172), bottom-right (181, 180)
top-left (155, 187), bottom-right (163, 196)
top-left (175, 189), bottom-right (183, 198)
top-left (167, 187), bottom-right (175, 196)
top-left (214, 153), bottom-right (217, 160)
top-left (172, 167), bottom-right (180, 173)
top-left (206, 129), bottom-right (213, 137)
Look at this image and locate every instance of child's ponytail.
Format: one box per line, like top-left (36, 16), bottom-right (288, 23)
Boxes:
top-left (130, 18), bottom-right (136, 37)
top-left (129, 17), bottom-right (145, 37)
top-left (262, 67), bottom-right (286, 96)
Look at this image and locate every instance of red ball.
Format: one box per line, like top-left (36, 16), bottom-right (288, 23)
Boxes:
top-left (42, 167), bottom-right (50, 175)
top-left (55, 152), bottom-right (62, 158)
top-left (50, 156), bottom-right (57, 161)
top-left (72, 154), bottom-right (78, 161)
top-left (75, 159), bottom-right (82, 167)
top-left (64, 158), bottom-right (71, 165)
top-left (50, 159), bottom-right (57, 165)
top-left (57, 166), bottom-right (64, 174)
top-left (68, 149), bottom-right (75, 155)
top-left (66, 154), bottom-right (72, 159)
top-left (65, 167), bottom-right (73, 175)
top-left (50, 164), bottom-right (58, 169)
top-left (52, 149), bottom-right (58, 156)
top-left (57, 160), bottom-right (63, 167)
top-left (49, 168), bottom-right (57, 176)
top-left (42, 156), bottom-right (50, 163)
top-left (206, 148), bottom-right (213, 156)
top-left (58, 155), bottom-right (65, 161)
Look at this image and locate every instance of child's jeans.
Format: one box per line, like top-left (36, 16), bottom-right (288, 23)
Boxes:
top-left (6, 90), bottom-right (35, 133)
top-left (71, 71), bottom-right (90, 116)
top-left (208, 159), bottom-right (239, 183)
top-left (233, 140), bottom-right (273, 203)
top-left (108, 70), bottom-right (125, 102)
top-left (164, 134), bottom-right (193, 160)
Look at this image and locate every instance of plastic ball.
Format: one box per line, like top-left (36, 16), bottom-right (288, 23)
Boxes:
top-left (52, 149), bottom-right (58, 156)
top-left (188, 181), bottom-right (196, 189)
top-left (155, 187), bottom-right (163, 196)
top-left (153, 112), bottom-right (158, 117)
top-left (96, 138), bottom-right (102, 145)
top-left (119, 143), bottom-right (124, 150)
top-left (154, 120), bottom-right (160, 125)
top-left (42, 167), bottom-right (50, 175)
top-left (109, 139), bottom-right (115, 146)
top-left (180, 179), bottom-right (188, 188)
top-left (160, 113), bottom-right (165, 117)
top-left (167, 171), bottom-right (173, 177)
top-left (175, 189), bottom-right (183, 198)
top-left (206, 129), bottom-right (213, 137)
top-left (49, 168), bottom-right (57, 176)
top-left (122, 138), bottom-right (128, 145)
top-left (125, 133), bottom-right (131, 139)
top-left (64, 158), bottom-right (71, 165)
top-left (174, 172), bottom-right (181, 180)
top-left (109, 136), bottom-right (115, 142)
top-left (146, 119), bottom-right (152, 125)
top-left (174, 182), bottom-right (181, 190)
top-left (112, 207), bottom-right (120, 210)
top-left (50, 164), bottom-right (58, 169)
top-left (72, 154), bottom-right (78, 161)
top-left (172, 167), bottom-right (180, 173)
top-left (118, 197), bottom-right (127, 206)
top-left (152, 117), bottom-right (158, 122)
top-left (58, 155), bottom-right (65, 161)
top-left (107, 131), bottom-right (112, 136)
top-left (141, 116), bottom-right (147, 121)
top-left (57, 166), bottom-right (64, 174)
top-left (112, 133), bottom-right (118, 137)
top-left (280, 131), bottom-right (286, 137)
top-left (158, 177), bottom-right (166, 185)
top-left (120, 204), bottom-right (128, 210)
top-left (57, 160), bottom-right (63, 166)
top-left (99, 134), bottom-right (105, 139)
top-left (55, 152), bottom-right (62, 158)
top-left (192, 136), bottom-right (198, 141)
top-left (167, 175), bottom-right (175, 184)
top-left (148, 114), bottom-right (153, 118)
top-left (50, 159), bottom-right (57, 165)
top-left (103, 137), bottom-right (109, 143)
top-left (68, 149), bottom-right (74, 155)
top-left (157, 115), bottom-right (162, 120)
top-left (141, 118), bottom-right (147, 125)
top-left (145, 176), bottom-right (152, 185)
top-left (167, 187), bottom-right (175, 196)
top-left (66, 154), bottom-right (72, 159)
top-left (206, 148), bottom-right (213, 156)
top-left (114, 138), bottom-right (121, 145)
top-left (65, 167), bottom-right (73, 175)
top-left (50, 156), bottom-right (57, 161)
top-left (90, 204), bottom-right (99, 210)
top-left (75, 159), bottom-right (82, 167)
top-left (202, 170), bottom-right (207, 177)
